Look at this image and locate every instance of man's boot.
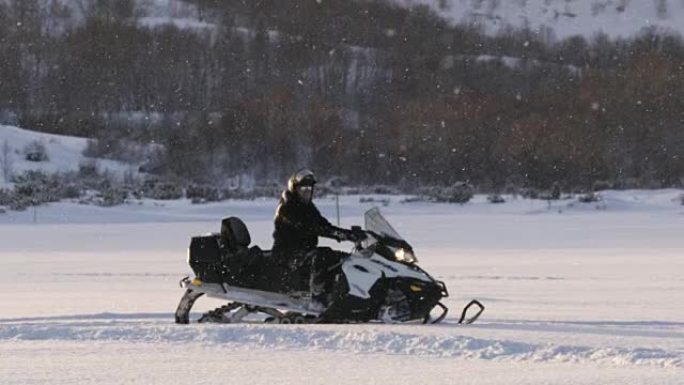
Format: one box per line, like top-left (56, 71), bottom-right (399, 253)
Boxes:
top-left (308, 272), bottom-right (329, 311)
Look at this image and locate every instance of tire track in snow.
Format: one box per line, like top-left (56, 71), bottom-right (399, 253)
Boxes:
top-left (0, 317), bottom-right (681, 369)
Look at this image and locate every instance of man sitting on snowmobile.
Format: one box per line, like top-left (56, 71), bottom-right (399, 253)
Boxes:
top-left (273, 169), bottom-right (362, 306)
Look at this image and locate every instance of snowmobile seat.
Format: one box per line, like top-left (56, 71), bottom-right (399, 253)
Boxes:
top-left (220, 217), bottom-right (251, 253)
top-left (188, 217), bottom-right (289, 290)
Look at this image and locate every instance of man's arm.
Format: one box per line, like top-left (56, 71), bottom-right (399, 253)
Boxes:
top-left (276, 201), bottom-right (320, 238)
top-left (312, 206), bottom-right (352, 242)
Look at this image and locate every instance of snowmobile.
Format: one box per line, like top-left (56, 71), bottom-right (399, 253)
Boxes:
top-left (175, 207), bottom-right (484, 325)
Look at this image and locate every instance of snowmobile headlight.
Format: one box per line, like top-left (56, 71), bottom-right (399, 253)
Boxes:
top-left (395, 248), bottom-right (418, 264)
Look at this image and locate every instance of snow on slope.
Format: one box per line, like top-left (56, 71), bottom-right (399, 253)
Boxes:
top-left (137, 0), bottom-right (214, 30)
top-left (142, 0), bottom-right (684, 39)
top-left (0, 124), bottom-right (137, 187)
top-left (403, 0), bottom-right (684, 39)
top-left (23, 0), bottom-right (684, 39)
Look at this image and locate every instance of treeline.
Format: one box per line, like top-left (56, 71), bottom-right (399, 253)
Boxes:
top-left (0, 0), bottom-right (682, 190)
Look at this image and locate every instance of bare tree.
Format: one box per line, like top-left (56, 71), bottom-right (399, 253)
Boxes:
top-left (1, 140), bottom-right (13, 182)
top-left (655, 0), bottom-right (668, 19)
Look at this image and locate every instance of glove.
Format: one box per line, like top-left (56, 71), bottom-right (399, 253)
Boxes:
top-left (329, 226), bottom-right (367, 243)
top-left (346, 227), bottom-right (367, 243)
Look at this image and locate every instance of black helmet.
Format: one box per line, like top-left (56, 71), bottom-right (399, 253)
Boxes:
top-left (288, 168), bottom-right (317, 193)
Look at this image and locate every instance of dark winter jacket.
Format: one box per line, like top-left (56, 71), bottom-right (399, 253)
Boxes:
top-left (272, 190), bottom-right (342, 255)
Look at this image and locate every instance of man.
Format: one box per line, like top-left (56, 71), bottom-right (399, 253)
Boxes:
top-left (272, 169), bottom-right (361, 306)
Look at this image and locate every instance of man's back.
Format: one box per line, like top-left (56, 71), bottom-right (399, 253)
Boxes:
top-left (272, 189), bottom-right (331, 253)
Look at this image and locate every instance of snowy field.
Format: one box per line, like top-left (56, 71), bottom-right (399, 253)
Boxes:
top-left (1, 191), bottom-right (683, 384)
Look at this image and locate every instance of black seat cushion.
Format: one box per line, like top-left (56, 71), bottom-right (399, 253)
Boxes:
top-left (221, 217), bottom-right (251, 252)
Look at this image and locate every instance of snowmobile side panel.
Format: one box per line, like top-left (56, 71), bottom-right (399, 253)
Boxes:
top-left (180, 279), bottom-right (323, 316)
top-left (341, 254), bottom-right (434, 299)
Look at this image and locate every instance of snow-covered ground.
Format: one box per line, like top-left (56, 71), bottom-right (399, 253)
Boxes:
top-left (0, 124), bottom-right (138, 187)
top-left (1, 190), bottom-right (682, 384)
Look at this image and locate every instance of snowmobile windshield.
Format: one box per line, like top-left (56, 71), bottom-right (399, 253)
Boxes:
top-left (364, 207), bottom-right (404, 241)
top-left (364, 208), bottom-right (417, 264)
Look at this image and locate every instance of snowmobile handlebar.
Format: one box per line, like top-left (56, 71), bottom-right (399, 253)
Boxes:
top-left (350, 226), bottom-right (413, 252)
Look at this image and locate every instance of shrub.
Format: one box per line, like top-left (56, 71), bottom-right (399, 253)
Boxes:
top-left (8, 171), bottom-right (86, 208)
top-left (399, 196), bottom-right (425, 204)
top-left (23, 141), bottom-right (49, 162)
top-left (97, 187), bottom-right (128, 207)
top-left (78, 160), bottom-right (99, 178)
top-left (220, 188), bottom-right (252, 200)
top-left (418, 182), bottom-right (474, 204)
top-left (142, 179), bottom-right (183, 200)
top-left (369, 185), bottom-right (400, 195)
top-left (186, 184), bottom-right (221, 202)
top-left (8, 195), bottom-right (32, 211)
top-left (359, 196), bottom-right (390, 206)
top-left (137, 149), bottom-right (168, 175)
top-left (313, 184), bottom-right (334, 197)
top-left (592, 180), bottom-right (613, 192)
top-left (123, 167), bottom-right (138, 185)
top-left (579, 192), bottom-right (602, 203)
top-left (613, 177), bottom-right (641, 190)
top-left (504, 184), bottom-right (520, 197)
top-left (0, 188), bottom-right (11, 206)
top-left (82, 139), bottom-right (101, 158)
top-left (538, 183), bottom-right (561, 200)
top-left (250, 184), bottom-right (282, 198)
top-left (323, 176), bottom-right (348, 189)
top-left (60, 184), bottom-right (82, 199)
top-left (550, 182), bottom-right (561, 200)
top-left (520, 187), bottom-right (540, 199)
top-left (445, 182), bottom-right (475, 203)
top-left (12, 171), bottom-right (62, 203)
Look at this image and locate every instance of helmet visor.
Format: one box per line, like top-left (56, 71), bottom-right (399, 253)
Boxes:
top-left (296, 185), bottom-right (313, 202)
